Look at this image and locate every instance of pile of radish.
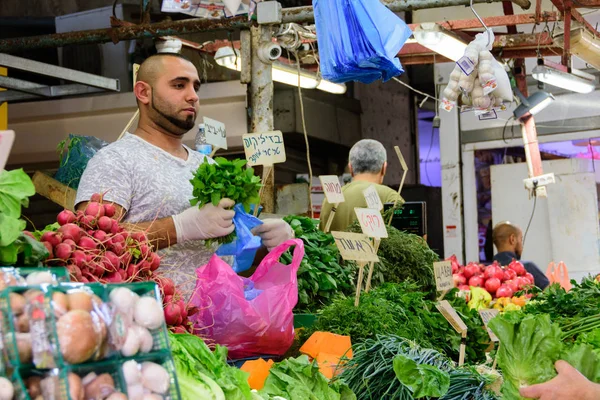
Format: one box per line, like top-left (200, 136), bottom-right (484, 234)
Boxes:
top-left (41, 194), bottom-right (160, 285)
top-left (449, 255), bottom-right (535, 299)
top-left (41, 193), bottom-right (197, 334)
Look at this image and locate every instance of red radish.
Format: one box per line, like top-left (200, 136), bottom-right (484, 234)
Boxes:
top-left (458, 285), bottom-right (470, 291)
top-left (464, 264), bottom-right (480, 279)
top-left (118, 270), bottom-right (127, 280)
top-left (161, 277), bottom-right (175, 296)
top-left (171, 326), bottom-right (187, 334)
top-left (453, 274), bottom-right (466, 287)
top-left (485, 277), bottom-right (502, 294)
top-left (504, 269), bottom-right (517, 281)
top-left (55, 243), bottom-right (73, 260)
top-left (164, 295), bottom-right (173, 304)
top-left (496, 285), bottom-right (514, 298)
top-left (70, 250), bottom-right (87, 268)
top-left (103, 251), bottom-right (120, 270)
top-left (57, 210), bottom-right (76, 226)
top-left (131, 232), bottom-right (148, 243)
top-left (110, 242), bottom-right (124, 256)
top-left (97, 216), bottom-right (113, 233)
top-left (509, 260), bottom-right (526, 276)
top-left (85, 202), bottom-right (105, 218)
top-left (41, 242), bottom-right (54, 259)
top-left (90, 193), bottom-right (103, 203)
top-left (104, 203), bottom-right (116, 218)
top-left (66, 264), bottom-right (82, 280)
top-left (78, 236), bottom-right (97, 251)
top-left (140, 260), bottom-right (152, 272)
top-left (89, 262), bottom-right (104, 277)
top-left (139, 244), bottom-right (150, 259)
top-left (110, 223), bottom-right (120, 235)
top-left (177, 300), bottom-right (187, 320)
top-left (58, 224), bottom-right (82, 243)
top-left (81, 215), bottom-right (97, 229)
top-left (484, 265), bottom-right (505, 281)
top-left (468, 275), bottom-right (484, 287)
top-left (112, 234), bottom-right (125, 244)
top-left (505, 279), bottom-right (519, 293)
top-left (164, 303), bottom-right (181, 326)
top-left (127, 263), bottom-right (140, 278)
top-left (149, 253), bottom-right (160, 271)
top-left (80, 277), bottom-right (89, 283)
top-left (525, 273), bottom-right (535, 285)
top-left (41, 231), bottom-right (62, 248)
top-left (63, 239), bottom-right (77, 249)
top-left (93, 230), bottom-right (108, 243)
top-left (104, 271), bottom-right (123, 283)
top-left (120, 252), bottom-right (132, 267)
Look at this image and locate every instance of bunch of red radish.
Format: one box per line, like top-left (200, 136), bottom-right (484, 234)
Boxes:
top-left (449, 255), bottom-right (535, 299)
top-left (40, 193), bottom-right (196, 333)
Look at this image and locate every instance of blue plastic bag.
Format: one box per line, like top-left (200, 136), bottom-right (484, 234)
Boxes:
top-left (55, 134), bottom-right (108, 189)
top-left (216, 204), bottom-right (263, 273)
top-left (314, 0), bottom-right (413, 84)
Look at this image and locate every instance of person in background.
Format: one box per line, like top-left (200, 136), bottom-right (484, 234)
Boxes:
top-left (75, 53), bottom-right (293, 290)
top-left (319, 139), bottom-right (401, 232)
top-left (520, 360), bottom-right (600, 400)
top-left (492, 221), bottom-right (550, 289)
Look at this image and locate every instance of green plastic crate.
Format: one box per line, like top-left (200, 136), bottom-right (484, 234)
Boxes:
top-left (119, 353), bottom-right (181, 400)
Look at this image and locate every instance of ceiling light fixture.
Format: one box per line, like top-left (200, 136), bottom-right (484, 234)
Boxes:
top-left (413, 23), bottom-right (468, 62)
top-left (513, 89), bottom-right (555, 121)
top-left (214, 46), bottom-right (347, 95)
top-left (554, 28), bottom-right (600, 72)
top-left (532, 58), bottom-right (596, 94)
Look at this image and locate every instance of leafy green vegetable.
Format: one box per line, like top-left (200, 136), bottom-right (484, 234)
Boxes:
top-left (562, 343), bottom-right (600, 383)
top-left (282, 216), bottom-right (353, 312)
top-left (393, 355), bottom-right (450, 398)
top-left (259, 355), bottom-right (355, 400)
top-left (304, 283), bottom-right (488, 364)
top-left (32, 222), bottom-right (60, 241)
top-left (169, 332), bottom-right (252, 400)
top-left (488, 313), bottom-right (562, 400)
top-left (341, 335), bottom-right (497, 400)
top-left (346, 221), bottom-right (438, 294)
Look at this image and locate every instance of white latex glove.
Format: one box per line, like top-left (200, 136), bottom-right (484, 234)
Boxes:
top-left (172, 198), bottom-right (235, 243)
top-left (252, 219), bottom-right (295, 250)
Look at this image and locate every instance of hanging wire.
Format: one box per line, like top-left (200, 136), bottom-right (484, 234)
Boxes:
top-left (470, 0), bottom-right (492, 47)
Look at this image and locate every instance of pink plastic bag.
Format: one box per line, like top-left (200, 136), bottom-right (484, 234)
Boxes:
top-left (190, 239), bottom-right (304, 359)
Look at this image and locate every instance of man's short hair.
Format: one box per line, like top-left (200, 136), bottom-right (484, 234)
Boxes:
top-left (492, 221), bottom-right (521, 248)
top-left (136, 53), bottom-right (194, 86)
top-left (349, 139), bottom-right (387, 174)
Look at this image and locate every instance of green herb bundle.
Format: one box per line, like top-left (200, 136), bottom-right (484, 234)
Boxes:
top-left (190, 157), bottom-right (262, 244)
top-left (0, 169), bottom-right (41, 265)
top-left (341, 335), bottom-right (498, 400)
top-left (346, 221), bottom-right (438, 295)
top-left (281, 215), bottom-right (353, 312)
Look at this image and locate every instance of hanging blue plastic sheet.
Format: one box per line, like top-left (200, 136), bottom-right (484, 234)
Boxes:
top-left (314, 0), bottom-right (413, 84)
top-left (216, 204), bottom-right (263, 273)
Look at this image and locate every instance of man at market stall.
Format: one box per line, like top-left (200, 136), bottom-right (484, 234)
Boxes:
top-left (75, 53), bottom-right (294, 288)
top-left (319, 139), bottom-right (402, 232)
top-left (492, 221), bottom-right (550, 289)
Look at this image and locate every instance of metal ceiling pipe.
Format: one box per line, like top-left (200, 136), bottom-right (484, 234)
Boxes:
top-left (0, 0), bottom-right (530, 52)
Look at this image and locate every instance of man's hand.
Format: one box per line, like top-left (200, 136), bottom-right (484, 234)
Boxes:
top-left (519, 361), bottom-right (600, 400)
top-left (172, 198), bottom-right (235, 243)
top-left (252, 219), bottom-right (294, 250)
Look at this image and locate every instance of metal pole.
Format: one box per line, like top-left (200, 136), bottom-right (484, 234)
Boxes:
top-left (249, 26), bottom-right (275, 214)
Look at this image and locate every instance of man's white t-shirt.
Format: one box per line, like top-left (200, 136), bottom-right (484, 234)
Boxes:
top-left (76, 133), bottom-right (216, 293)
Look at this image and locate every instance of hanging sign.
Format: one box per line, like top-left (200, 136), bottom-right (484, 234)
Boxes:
top-left (203, 117), bottom-right (228, 150)
top-left (243, 131), bottom-right (286, 166)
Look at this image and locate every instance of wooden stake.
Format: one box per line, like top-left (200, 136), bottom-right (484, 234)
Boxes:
top-left (365, 239), bottom-right (381, 292)
top-left (255, 165), bottom-right (272, 216)
top-left (323, 202), bottom-right (340, 233)
top-left (355, 262), bottom-right (366, 307)
top-left (209, 146), bottom-right (220, 158)
top-left (459, 331), bottom-right (467, 366)
top-left (117, 110), bottom-right (139, 141)
top-left (437, 289), bottom-right (450, 301)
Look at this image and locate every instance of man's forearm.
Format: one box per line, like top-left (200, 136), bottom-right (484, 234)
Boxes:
top-left (122, 217), bottom-right (177, 250)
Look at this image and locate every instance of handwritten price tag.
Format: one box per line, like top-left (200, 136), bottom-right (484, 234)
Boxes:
top-left (203, 117), bottom-right (228, 149)
top-left (355, 208), bottom-right (388, 238)
top-left (331, 231), bottom-right (379, 263)
top-left (319, 175), bottom-right (345, 204)
top-left (436, 300), bottom-right (468, 334)
top-left (243, 131), bottom-right (286, 166)
top-left (479, 309), bottom-right (500, 342)
top-left (434, 261), bottom-right (454, 291)
top-left (363, 185), bottom-right (383, 210)
top-left (0, 130), bottom-right (15, 170)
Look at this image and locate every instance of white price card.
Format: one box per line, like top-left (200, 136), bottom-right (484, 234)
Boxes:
top-left (319, 175), bottom-right (345, 204)
top-left (363, 185), bottom-right (383, 210)
top-left (434, 261), bottom-right (454, 291)
top-left (331, 231), bottom-right (379, 263)
top-left (355, 208), bottom-right (388, 239)
top-left (479, 309), bottom-right (500, 342)
top-left (0, 130), bottom-right (15, 171)
top-left (243, 131), bottom-right (286, 166)
top-left (203, 117), bottom-right (228, 150)
top-left (436, 300), bottom-right (468, 334)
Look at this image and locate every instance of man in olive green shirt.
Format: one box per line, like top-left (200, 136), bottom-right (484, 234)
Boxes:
top-left (319, 139), bottom-right (402, 232)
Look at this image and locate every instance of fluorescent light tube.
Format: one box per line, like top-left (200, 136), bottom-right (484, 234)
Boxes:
top-left (532, 64), bottom-right (596, 94)
top-left (214, 46), bottom-right (347, 94)
top-left (413, 23), bottom-right (468, 62)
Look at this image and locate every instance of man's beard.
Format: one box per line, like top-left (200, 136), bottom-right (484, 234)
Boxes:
top-left (151, 92), bottom-right (196, 134)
